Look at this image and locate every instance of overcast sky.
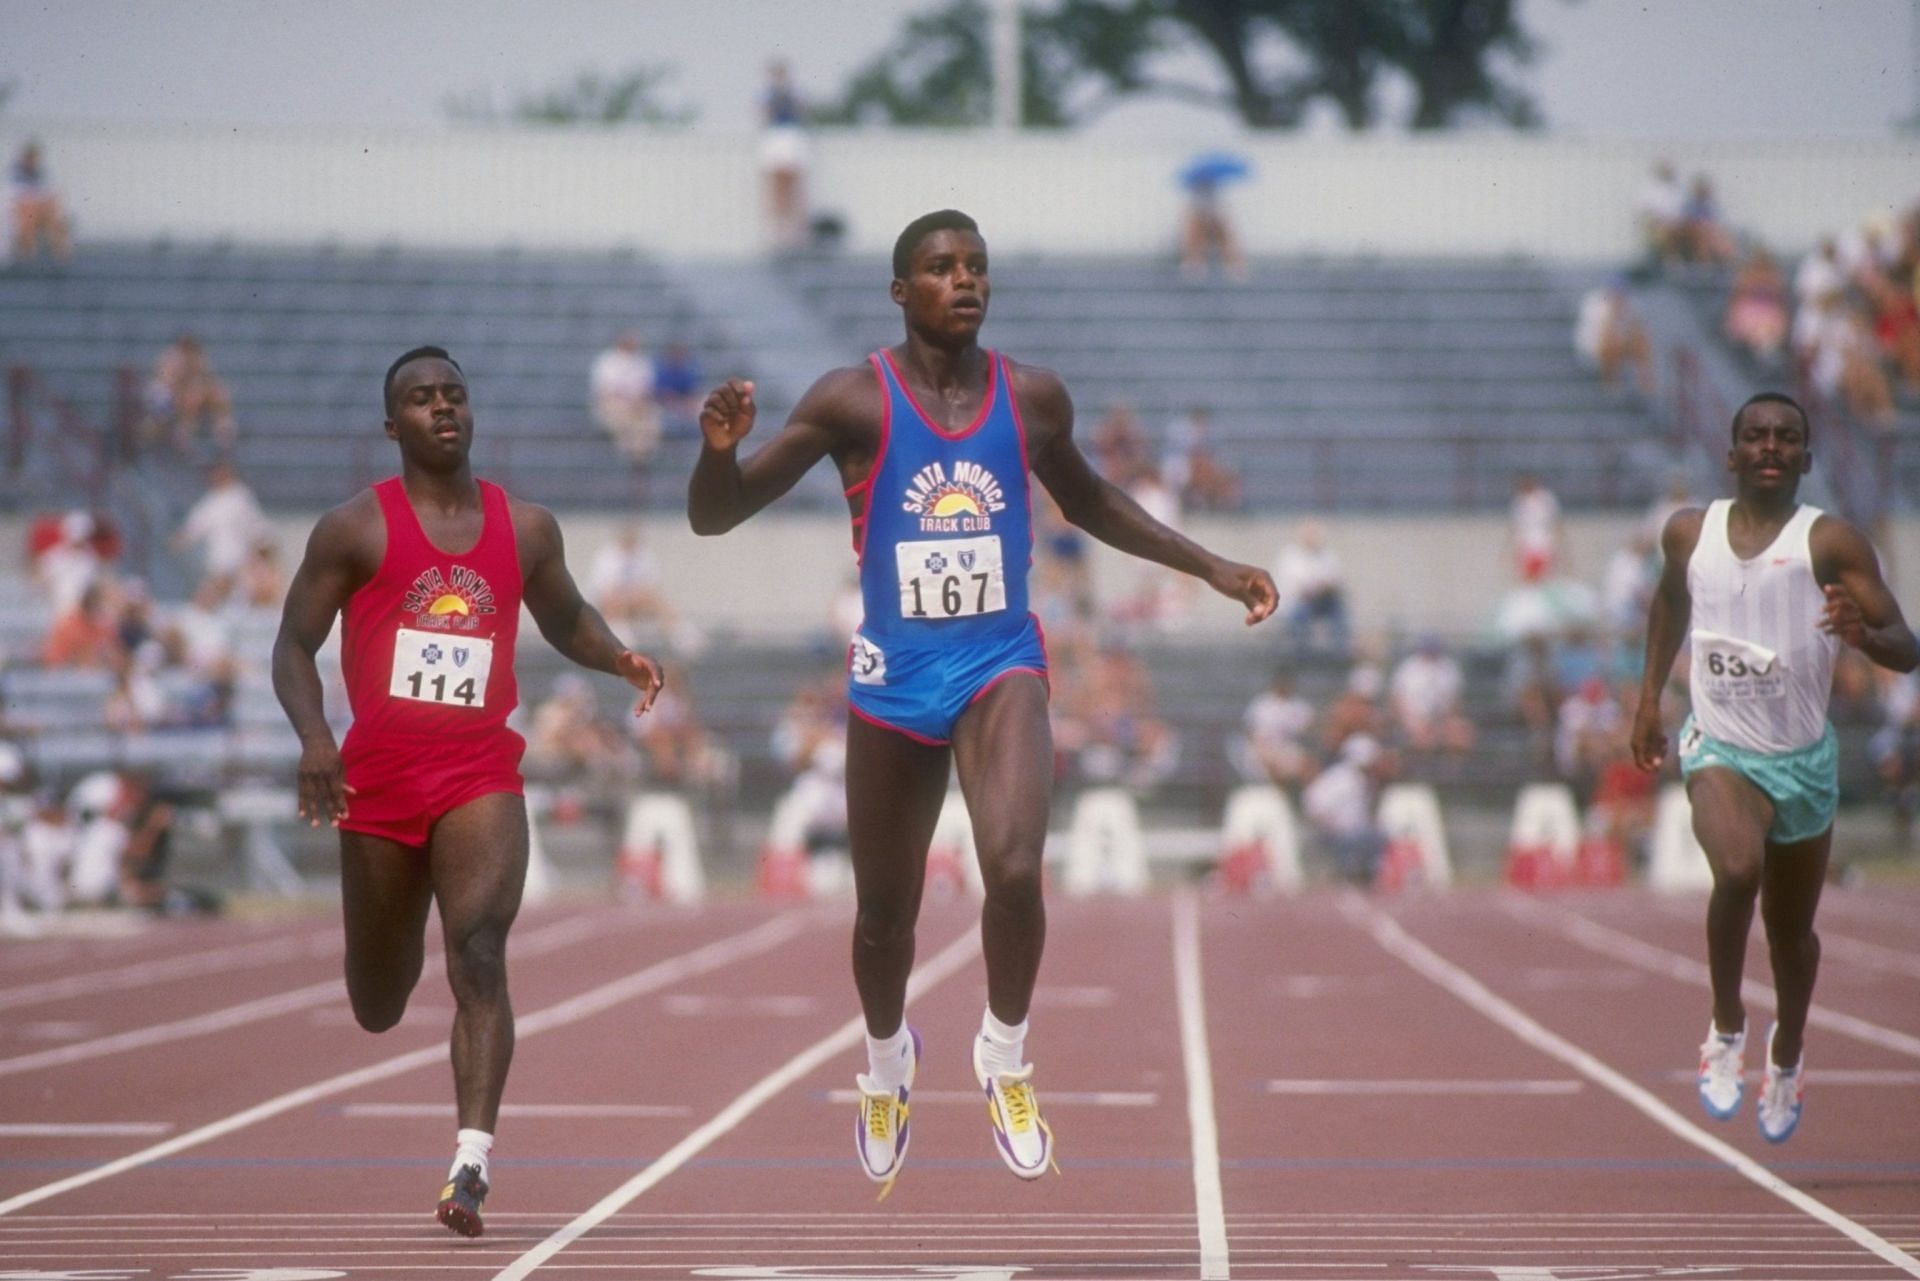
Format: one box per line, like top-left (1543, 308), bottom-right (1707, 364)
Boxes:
top-left (1, 0), bottom-right (1915, 139)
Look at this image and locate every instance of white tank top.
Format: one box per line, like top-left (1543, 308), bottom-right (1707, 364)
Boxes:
top-left (1685, 499), bottom-right (1838, 753)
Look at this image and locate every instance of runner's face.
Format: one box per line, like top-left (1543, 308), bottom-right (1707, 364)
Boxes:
top-left (387, 359), bottom-right (473, 465)
top-left (1727, 401), bottom-right (1809, 497)
top-left (894, 230), bottom-right (989, 341)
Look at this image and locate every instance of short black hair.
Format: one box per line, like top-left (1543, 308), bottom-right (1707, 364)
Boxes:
top-left (892, 209), bottom-right (980, 281)
top-left (384, 345), bottom-right (462, 415)
top-left (1731, 391), bottom-right (1809, 444)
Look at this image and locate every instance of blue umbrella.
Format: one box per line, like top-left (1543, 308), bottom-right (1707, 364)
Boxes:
top-left (1179, 151), bottom-right (1251, 191)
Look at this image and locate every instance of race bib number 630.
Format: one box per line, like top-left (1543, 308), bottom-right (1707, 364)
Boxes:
top-left (895, 536), bottom-right (1006, 620)
top-left (390, 627), bottom-right (492, 707)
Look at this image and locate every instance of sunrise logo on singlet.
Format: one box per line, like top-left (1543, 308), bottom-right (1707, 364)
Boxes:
top-left (401, 566), bottom-right (498, 633)
top-left (901, 461), bottom-right (1007, 534)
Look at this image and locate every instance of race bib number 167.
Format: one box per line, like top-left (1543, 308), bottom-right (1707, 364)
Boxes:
top-left (895, 535), bottom-right (1006, 620)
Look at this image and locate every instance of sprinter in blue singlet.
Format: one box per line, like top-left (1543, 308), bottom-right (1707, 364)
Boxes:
top-left (689, 210), bottom-right (1277, 1194)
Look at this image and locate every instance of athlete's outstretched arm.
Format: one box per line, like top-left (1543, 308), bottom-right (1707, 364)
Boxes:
top-left (1023, 365), bottom-right (1276, 625)
top-left (687, 371), bottom-right (856, 535)
top-left (1814, 516), bottom-right (1920, 673)
top-left (272, 503), bottom-right (372, 826)
top-left (517, 502), bottom-right (662, 712)
top-left (1631, 508), bottom-right (1703, 772)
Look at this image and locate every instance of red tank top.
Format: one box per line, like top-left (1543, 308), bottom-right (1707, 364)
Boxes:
top-left (341, 477), bottom-right (521, 745)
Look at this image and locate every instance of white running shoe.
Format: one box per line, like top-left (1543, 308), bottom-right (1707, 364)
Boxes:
top-left (1756, 1022), bottom-right (1803, 1144)
top-left (854, 1027), bottom-right (921, 1189)
top-left (1697, 1021), bottom-right (1746, 1120)
top-left (972, 1035), bottom-right (1056, 1180)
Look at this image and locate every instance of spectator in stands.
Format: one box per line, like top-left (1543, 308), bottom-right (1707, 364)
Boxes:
top-left (1110, 463), bottom-right (1193, 626)
top-left (1509, 473), bottom-right (1563, 583)
top-left (1723, 245), bottom-right (1790, 368)
top-left (760, 59), bottom-right (810, 250)
top-left (1274, 520), bottom-right (1349, 654)
top-left (585, 523), bottom-right (699, 653)
top-left (1679, 175), bottom-right (1736, 266)
top-left (1321, 662), bottom-right (1385, 756)
top-left (173, 462), bottom-right (271, 602)
top-left (1554, 676), bottom-right (1622, 796)
top-left (1178, 167), bottom-right (1247, 283)
top-left (64, 769), bottom-right (211, 915)
top-left (1574, 278), bottom-right (1655, 398)
top-left (143, 334), bottom-right (236, 456)
top-left (1162, 406), bottom-right (1241, 512)
top-left (8, 141), bottom-right (72, 264)
top-left (1031, 489), bottom-right (1094, 640)
top-left (1089, 401), bottom-right (1147, 484)
top-left (0, 742), bottom-right (31, 925)
top-left (238, 537), bottom-right (286, 609)
top-left (524, 674), bottom-right (634, 786)
top-left (1302, 733), bottom-right (1394, 885)
top-left (652, 338), bottom-right (705, 436)
top-left (1862, 271), bottom-right (1920, 396)
top-left (1807, 299), bottom-right (1896, 430)
top-left (40, 582), bottom-right (123, 669)
top-left (1636, 160), bottom-right (1687, 268)
top-left (1602, 528), bottom-right (1659, 641)
top-left (635, 665), bottom-right (734, 791)
top-left (1871, 670), bottom-right (1920, 850)
top-left (1502, 633), bottom-right (1560, 768)
top-left (167, 577), bottom-right (240, 684)
top-left (16, 787), bottom-right (75, 913)
top-left (1389, 636), bottom-right (1475, 756)
top-left (32, 510), bottom-right (103, 615)
top-left (1792, 238), bottom-right (1845, 311)
top-left (1072, 646), bottom-right (1179, 790)
top-left (104, 640), bottom-right (170, 731)
top-left (1236, 666), bottom-right (1317, 788)
top-left (589, 330), bottom-right (662, 463)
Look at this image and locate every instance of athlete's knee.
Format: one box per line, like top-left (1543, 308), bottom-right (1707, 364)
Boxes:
top-left (347, 980), bottom-right (411, 1034)
top-left (853, 902), bottom-right (915, 952)
top-left (977, 848), bottom-right (1044, 908)
top-left (445, 923), bottom-right (510, 1002)
top-left (1709, 854), bottom-right (1763, 900)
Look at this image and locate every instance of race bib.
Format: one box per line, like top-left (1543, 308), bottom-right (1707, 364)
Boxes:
top-left (389, 627), bottom-right (492, 708)
top-left (1691, 628), bottom-right (1783, 702)
top-left (850, 632), bottom-right (888, 686)
top-left (895, 535), bottom-right (1005, 621)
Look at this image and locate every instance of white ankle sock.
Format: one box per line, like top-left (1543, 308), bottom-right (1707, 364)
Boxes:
top-left (865, 1024), bottom-right (913, 1090)
top-left (451, 1128), bottom-right (493, 1184)
top-left (978, 1009), bottom-right (1028, 1077)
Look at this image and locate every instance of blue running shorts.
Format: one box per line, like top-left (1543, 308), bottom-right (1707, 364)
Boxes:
top-left (846, 614), bottom-right (1048, 746)
top-left (1678, 715), bottom-right (1838, 845)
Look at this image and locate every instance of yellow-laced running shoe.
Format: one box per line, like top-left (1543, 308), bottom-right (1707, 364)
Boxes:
top-left (854, 1027), bottom-right (921, 1194)
top-left (973, 1035), bottom-right (1057, 1180)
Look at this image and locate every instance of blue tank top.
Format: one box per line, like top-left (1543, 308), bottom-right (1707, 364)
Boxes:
top-left (853, 349), bottom-right (1033, 647)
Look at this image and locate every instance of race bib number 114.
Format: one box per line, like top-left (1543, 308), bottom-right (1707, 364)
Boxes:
top-left (390, 627), bottom-right (492, 707)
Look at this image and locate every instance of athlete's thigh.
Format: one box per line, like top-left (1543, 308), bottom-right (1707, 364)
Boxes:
top-left (339, 829), bottom-right (435, 977)
top-left (1686, 767), bottom-right (1773, 880)
top-left (427, 791), bottom-right (530, 941)
top-left (1761, 828), bottom-right (1831, 939)
top-left (950, 672), bottom-right (1052, 861)
top-left (845, 711), bottom-right (951, 907)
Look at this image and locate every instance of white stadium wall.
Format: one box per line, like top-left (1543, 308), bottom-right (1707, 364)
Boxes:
top-left (7, 121), bottom-right (1916, 259)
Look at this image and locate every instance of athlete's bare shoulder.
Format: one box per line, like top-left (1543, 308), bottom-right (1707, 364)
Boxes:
top-left (1660, 506), bottom-right (1707, 558)
top-left (504, 492), bottom-right (564, 570)
top-left (305, 487), bottom-right (384, 573)
top-left (795, 361), bottom-right (886, 438)
top-left (1001, 355), bottom-right (1073, 445)
top-left (1809, 510), bottom-right (1879, 582)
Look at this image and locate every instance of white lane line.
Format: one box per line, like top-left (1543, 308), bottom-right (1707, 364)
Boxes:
top-left (0, 911), bottom-right (812, 1218)
top-left (1173, 887), bottom-right (1230, 1281)
top-left (1658, 1068), bottom-right (1920, 1086)
top-left (1500, 893), bottom-right (1920, 1059)
top-left (492, 923), bottom-right (983, 1281)
top-left (0, 929), bottom-right (341, 1012)
top-left (338, 1103), bottom-right (693, 1119)
top-left (823, 1088), bottom-right (1158, 1106)
top-left (0, 1123), bottom-right (173, 1137)
top-left (1263, 1079), bottom-right (1583, 1095)
top-left (0, 909), bottom-right (636, 1078)
top-left (1342, 894), bottom-right (1920, 1279)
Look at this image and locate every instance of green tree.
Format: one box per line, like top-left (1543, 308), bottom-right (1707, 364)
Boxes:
top-left (445, 65), bottom-right (697, 126)
top-left (822, 0), bottom-right (1544, 131)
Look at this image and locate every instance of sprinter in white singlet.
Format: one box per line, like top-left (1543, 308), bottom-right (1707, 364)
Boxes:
top-left (1632, 392), bottom-right (1917, 1143)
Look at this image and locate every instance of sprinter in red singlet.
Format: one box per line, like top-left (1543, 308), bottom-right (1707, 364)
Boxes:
top-left (272, 347), bottom-right (661, 1238)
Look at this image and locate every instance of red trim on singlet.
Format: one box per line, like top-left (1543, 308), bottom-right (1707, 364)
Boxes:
top-left (880, 347), bottom-right (997, 441)
top-left (998, 352), bottom-right (1037, 572)
top-left (854, 353), bottom-right (895, 566)
top-left (850, 700), bottom-right (950, 747)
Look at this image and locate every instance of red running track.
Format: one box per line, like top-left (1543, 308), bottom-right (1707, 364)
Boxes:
top-left (1, 884), bottom-right (1917, 1280)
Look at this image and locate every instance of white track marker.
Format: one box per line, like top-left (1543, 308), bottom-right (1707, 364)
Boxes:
top-left (1173, 887), bottom-right (1230, 1281)
top-left (338, 1103), bottom-right (693, 1119)
top-left (1500, 893), bottom-right (1920, 1059)
top-left (0, 929), bottom-right (339, 1012)
top-left (1342, 894), bottom-right (1920, 1279)
top-left (0, 1123), bottom-right (172, 1137)
top-left (0, 909), bottom-right (635, 1078)
top-left (492, 924), bottom-right (984, 1281)
top-left (1264, 1079), bottom-right (1581, 1095)
top-left (0, 911), bottom-right (811, 1217)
